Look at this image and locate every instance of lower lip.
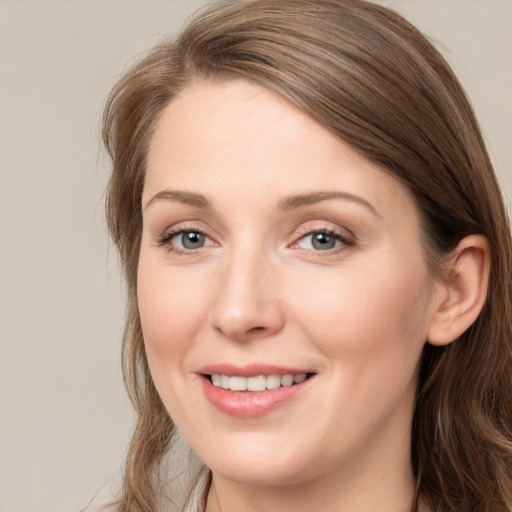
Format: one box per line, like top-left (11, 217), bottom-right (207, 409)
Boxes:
top-left (201, 376), bottom-right (312, 418)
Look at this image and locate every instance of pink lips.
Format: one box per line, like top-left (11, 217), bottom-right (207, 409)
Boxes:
top-left (199, 364), bottom-right (314, 418)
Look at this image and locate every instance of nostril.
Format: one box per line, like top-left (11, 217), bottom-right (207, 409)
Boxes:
top-left (248, 326), bottom-right (265, 333)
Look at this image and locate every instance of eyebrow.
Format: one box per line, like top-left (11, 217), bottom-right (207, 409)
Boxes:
top-left (144, 190), bottom-right (212, 210)
top-left (144, 189), bottom-right (380, 217)
top-left (278, 191), bottom-right (380, 217)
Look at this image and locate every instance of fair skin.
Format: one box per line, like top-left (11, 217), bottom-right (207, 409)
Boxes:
top-left (138, 79), bottom-right (489, 512)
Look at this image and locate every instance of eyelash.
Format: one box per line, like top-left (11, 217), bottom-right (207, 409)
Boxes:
top-left (156, 227), bottom-right (213, 255)
top-left (157, 226), bottom-right (354, 255)
top-left (291, 228), bottom-right (354, 254)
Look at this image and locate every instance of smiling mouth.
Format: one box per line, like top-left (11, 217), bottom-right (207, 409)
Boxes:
top-left (208, 373), bottom-right (314, 392)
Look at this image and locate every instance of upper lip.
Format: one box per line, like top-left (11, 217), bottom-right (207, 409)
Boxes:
top-left (198, 363), bottom-right (315, 378)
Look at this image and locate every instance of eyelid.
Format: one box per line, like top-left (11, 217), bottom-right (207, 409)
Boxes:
top-left (292, 221), bottom-right (354, 241)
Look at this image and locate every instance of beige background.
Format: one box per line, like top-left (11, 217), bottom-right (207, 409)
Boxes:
top-left (0, 1), bottom-right (510, 511)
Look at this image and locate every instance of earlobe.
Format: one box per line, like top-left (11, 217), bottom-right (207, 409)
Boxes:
top-left (427, 235), bottom-right (490, 346)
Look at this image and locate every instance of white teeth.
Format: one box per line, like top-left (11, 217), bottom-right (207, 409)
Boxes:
top-left (211, 373), bottom-right (308, 391)
top-left (247, 375), bottom-right (266, 391)
top-left (281, 374), bottom-right (294, 387)
top-left (221, 375), bottom-right (230, 389)
top-left (266, 375), bottom-right (281, 390)
top-left (230, 376), bottom-right (247, 391)
top-left (293, 373), bottom-right (307, 384)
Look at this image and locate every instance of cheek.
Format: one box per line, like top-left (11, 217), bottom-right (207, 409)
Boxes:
top-left (137, 257), bottom-right (211, 361)
top-left (288, 257), bottom-right (432, 367)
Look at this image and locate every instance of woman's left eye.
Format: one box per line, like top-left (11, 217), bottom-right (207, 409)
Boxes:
top-left (296, 231), bottom-right (349, 251)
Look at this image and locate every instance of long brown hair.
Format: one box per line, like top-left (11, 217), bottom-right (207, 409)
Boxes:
top-left (102, 1), bottom-right (512, 510)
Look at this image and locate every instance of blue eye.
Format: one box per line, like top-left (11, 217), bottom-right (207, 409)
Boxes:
top-left (297, 231), bottom-right (346, 251)
top-left (168, 231), bottom-right (213, 250)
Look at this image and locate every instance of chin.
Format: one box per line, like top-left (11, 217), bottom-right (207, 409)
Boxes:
top-left (210, 458), bottom-right (310, 488)
top-left (191, 431), bottom-right (321, 487)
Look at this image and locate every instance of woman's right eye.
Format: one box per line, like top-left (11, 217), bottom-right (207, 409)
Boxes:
top-left (160, 230), bottom-right (214, 252)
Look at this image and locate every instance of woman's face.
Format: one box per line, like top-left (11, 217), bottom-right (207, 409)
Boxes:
top-left (139, 79), bottom-right (442, 488)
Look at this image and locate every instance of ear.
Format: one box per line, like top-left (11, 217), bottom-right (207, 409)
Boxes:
top-left (427, 235), bottom-right (490, 346)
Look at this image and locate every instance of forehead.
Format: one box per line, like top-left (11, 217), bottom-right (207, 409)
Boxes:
top-left (145, 79), bottom-right (417, 226)
top-left (147, 79), bottom-right (337, 177)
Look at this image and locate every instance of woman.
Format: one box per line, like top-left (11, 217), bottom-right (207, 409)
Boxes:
top-left (96, 0), bottom-right (512, 510)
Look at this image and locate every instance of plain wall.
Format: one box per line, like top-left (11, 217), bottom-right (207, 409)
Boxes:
top-left (0, 1), bottom-right (510, 511)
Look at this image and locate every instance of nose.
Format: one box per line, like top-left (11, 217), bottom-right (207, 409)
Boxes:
top-left (209, 249), bottom-right (285, 342)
